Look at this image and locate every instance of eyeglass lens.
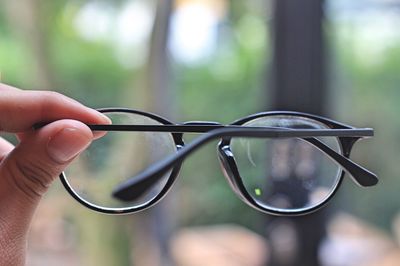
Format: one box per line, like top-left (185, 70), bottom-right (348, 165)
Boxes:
top-left (63, 111), bottom-right (177, 210)
top-left (229, 116), bottom-right (342, 212)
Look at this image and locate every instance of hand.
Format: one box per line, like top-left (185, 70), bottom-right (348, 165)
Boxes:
top-left (0, 83), bottom-right (109, 265)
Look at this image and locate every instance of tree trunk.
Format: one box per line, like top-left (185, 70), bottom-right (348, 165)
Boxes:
top-left (267, 0), bottom-right (328, 266)
top-left (131, 1), bottom-right (175, 266)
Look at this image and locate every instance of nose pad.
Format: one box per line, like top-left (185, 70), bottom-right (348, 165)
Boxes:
top-left (217, 144), bottom-right (245, 198)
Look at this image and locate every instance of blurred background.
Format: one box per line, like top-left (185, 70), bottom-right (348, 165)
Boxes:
top-left (0, 0), bottom-right (399, 265)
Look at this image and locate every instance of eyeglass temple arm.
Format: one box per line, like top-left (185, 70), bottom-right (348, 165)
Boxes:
top-left (36, 122), bottom-right (372, 136)
top-left (110, 127), bottom-right (378, 202)
top-left (87, 124), bottom-right (371, 135)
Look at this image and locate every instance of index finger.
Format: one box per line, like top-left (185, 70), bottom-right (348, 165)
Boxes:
top-left (0, 83), bottom-right (110, 132)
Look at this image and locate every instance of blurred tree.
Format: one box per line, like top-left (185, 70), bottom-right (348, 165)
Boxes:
top-left (6, 0), bottom-right (394, 265)
top-left (2, 0), bottom-right (56, 90)
top-left (267, 0), bottom-right (328, 265)
top-left (129, 1), bottom-right (175, 266)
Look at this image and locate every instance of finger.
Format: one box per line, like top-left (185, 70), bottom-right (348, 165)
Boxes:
top-left (16, 132), bottom-right (34, 142)
top-left (0, 84), bottom-right (110, 132)
top-left (0, 137), bottom-right (14, 162)
top-left (0, 119), bottom-right (93, 261)
top-left (0, 119), bottom-right (93, 232)
top-left (16, 132), bottom-right (25, 142)
top-left (0, 83), bottom-right (20, 91)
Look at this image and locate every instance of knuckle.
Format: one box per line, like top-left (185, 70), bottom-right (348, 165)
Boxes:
top-left (38, 91), bottom-right (73, 117)
top-left (39, 91), bottom-right (62, 108)
top-left (3, 158), bottom-right (55, 201)
top-left (42, 90), bottom-right (62, 99)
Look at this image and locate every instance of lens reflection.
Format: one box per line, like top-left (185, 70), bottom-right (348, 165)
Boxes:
top-left (229, 115), bottom-right (342, 212)
top-left (63, 111), bottom-right (177, 210)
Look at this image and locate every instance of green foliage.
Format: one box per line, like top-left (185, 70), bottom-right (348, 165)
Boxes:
top-left (330, 20), bottom-right (400, 230)
top-left (3, 0), bottom-right (400, 262)
top-left (0, 36), bottom-right (35, 86)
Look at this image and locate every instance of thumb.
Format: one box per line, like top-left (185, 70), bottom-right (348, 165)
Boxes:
top-left (0, 119), bottom-right (92, 240)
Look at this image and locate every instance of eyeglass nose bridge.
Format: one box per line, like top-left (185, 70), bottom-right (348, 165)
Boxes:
top-left (183, 121), bottom-right (223, 126)
top-left (181, 121), bottom-right (223, 134)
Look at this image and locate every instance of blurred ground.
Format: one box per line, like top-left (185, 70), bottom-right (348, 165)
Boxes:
top-left (321, 213), bottom-right (400, 266)
top-left (170, 224), bottom-right (269, 266)
top-left (27, 204), bottom-right (400, 266)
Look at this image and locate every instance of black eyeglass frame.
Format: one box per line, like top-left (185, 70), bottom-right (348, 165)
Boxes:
top-left (57, 108), bottom-right (377, 216)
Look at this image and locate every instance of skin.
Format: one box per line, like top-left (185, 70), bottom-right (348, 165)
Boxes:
top-left (0, 83), bottom-right (110, 265)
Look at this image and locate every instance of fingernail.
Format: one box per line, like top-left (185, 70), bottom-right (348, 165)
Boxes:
top-left (92, 111), bottom-right (111, 140)
top-left (99, 112), bottom-right (112, 124)
top-left (88, 108), bottom-right (111, 124)
top-left (47, 128), bottom-right (92, 163)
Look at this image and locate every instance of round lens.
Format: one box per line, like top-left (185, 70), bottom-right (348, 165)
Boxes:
top-left (229, 115), bottom-right (342, 212)
top-left (62, 111), bottom-right (178, 211)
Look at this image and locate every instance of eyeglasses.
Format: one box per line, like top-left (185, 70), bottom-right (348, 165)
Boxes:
top-left (59, 108), bottom-right (378, 216)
